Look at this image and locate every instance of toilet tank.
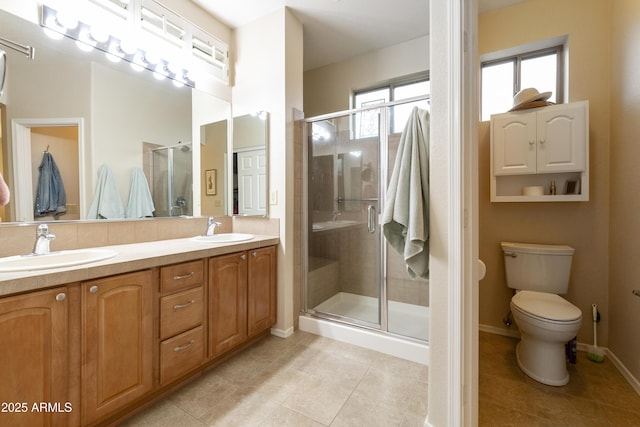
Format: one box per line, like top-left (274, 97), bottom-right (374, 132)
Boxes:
top-left (501, 242), bottom-right (575, 294)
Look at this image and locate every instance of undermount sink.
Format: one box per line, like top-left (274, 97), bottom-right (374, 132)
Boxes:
top-left (0, 248), bottom-right (118, 273)
top-left (191, 233), bottom-right (254, 243)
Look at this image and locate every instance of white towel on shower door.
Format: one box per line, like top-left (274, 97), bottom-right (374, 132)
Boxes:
top-left (381, 106), bottom-right (430, 279)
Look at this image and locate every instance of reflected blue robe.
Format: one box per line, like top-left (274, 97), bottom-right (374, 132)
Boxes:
top-left (34, 152), bottom-right (67, 218)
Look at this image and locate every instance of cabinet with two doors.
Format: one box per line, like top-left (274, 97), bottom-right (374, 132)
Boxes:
top-left (490, 100), bottom-right (589, 202)
top-left (0, 245), bottom-right (277, 426)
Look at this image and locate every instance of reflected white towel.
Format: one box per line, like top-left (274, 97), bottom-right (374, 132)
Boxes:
top-left (87, 164), bottom-right (125, 219)
top-left (381, 107), bottom-right (430, 279)
top-left (125, 167), bottom-right (155, 218)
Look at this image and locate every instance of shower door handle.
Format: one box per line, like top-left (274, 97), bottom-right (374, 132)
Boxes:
top-left (367, 205), bottom-right (376, 234)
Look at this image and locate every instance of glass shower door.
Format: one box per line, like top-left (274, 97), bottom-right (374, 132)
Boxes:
top-left (306, 109), bottom-right (382, 328)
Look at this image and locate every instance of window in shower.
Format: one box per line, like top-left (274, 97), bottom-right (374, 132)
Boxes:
top-left (353, 75), bottom-right (429, 138)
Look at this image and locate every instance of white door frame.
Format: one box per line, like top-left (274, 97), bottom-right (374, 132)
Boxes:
top-left (427, 0), bottom-right (478, 426)
top-left (12, 118), bottom-right (85, 222)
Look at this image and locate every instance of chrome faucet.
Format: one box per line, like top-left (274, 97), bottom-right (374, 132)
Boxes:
top-left (332, 210), bottom-right (341, 221)
top-left (33, 224), bottom-right (56, 255)
top-left (205, 216), bottom-right (222, 236)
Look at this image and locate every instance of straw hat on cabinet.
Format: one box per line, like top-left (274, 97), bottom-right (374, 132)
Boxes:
top-left (509, 87), bottom-right (553, 111)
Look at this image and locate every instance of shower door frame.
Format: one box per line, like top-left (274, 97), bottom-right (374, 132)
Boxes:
top-left (302, 95), bottom-right (430, 336)
top-left (152, 143), bottom-right (193, 217)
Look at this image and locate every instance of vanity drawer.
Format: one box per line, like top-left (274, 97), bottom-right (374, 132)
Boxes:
top-left (160, 326), bottom-right (205, 385)
top-left (160, 260), bottom-right (204, 293)
top-left (160, 287), bottom-right (204, 340)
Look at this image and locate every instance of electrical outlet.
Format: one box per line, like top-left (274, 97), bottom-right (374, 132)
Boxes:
top-left (270, 190), bottom-right (277, 205)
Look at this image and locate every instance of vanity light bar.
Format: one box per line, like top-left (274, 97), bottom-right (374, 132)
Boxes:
top-left (40, 4), bottom-right (195, 88)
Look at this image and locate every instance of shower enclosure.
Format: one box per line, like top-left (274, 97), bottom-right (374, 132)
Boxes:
top-left (152, 143), bottom-right (193, 217)
top-left (302, 97), bottom-right (430, 344)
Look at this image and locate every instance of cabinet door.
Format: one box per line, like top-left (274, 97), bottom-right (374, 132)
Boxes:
top-left (82, 270), bottom-right (153, 425)
top-left (209, 252), bottom-right (248, 358)
top-left (492, 111), bottom-right (537, 175)
top-left (536, 102), bottom-right (587, 173)
top-left (248, 246), bottom-right (277, 337)
top-left (0, 287), bottom-right (69, 427)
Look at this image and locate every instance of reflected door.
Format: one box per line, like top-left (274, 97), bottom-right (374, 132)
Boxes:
top-left (235, 149), bottom-right (266, 216)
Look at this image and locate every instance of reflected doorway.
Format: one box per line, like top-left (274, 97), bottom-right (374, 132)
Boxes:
top-left (12, 118), bottom-right (84, 222)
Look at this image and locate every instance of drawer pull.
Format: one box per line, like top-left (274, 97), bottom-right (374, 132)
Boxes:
top-left (174, 340), bottom-right (195, 352)
top-left (173, 299), bottom-right (196, 310)
top-left (173, 271), bottom-right (195, 281)
top-left (56, 292), bottom-right (66, 301)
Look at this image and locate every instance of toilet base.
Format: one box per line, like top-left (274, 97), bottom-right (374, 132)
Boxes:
top-left (515, 340), bottom-right (569, 386)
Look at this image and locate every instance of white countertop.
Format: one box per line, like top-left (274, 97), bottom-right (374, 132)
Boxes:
top-left (0, 235), bottom-right (279, 297)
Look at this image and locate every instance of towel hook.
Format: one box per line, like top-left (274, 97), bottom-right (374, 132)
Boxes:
top-left (43, 145), bottom-right (50, 153)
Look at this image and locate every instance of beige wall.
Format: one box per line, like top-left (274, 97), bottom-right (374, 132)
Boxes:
top-left (303, 36), bottom-right (429, 118)
top-left (200, 120), bottom-right (227, 216)
top-left (610, 0), bottom-right (640, 384)
top-left (478, 0), bottom-right (611, 345)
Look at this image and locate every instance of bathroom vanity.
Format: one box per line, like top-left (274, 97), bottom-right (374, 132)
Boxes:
top-left (0, 235), bottom-right (278, 426)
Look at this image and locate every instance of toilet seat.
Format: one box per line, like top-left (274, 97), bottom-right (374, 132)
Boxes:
top-left (512, 290), bottom-right (582, 323)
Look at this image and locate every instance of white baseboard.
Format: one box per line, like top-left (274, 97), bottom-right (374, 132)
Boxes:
top-left (270, 326), bottom-right (294, 338)
top-left (478, 323), bottom-right (520, 338)
top-left (605, 348), bottom-right (640, 395)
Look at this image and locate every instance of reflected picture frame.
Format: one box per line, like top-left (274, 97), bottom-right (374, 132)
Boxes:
top-left (205, 169), bottom-right (217, 196)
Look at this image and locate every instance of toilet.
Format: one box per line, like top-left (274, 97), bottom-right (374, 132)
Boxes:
top-left (501, 242), bottom-right (582, 386)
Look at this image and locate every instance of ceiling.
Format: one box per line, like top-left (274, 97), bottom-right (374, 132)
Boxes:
top-left (190, 0), bottom-right (525, 71)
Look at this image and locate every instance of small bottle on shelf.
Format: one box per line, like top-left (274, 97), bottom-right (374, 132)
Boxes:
top-left (549, 180), bottom-right (556, 195)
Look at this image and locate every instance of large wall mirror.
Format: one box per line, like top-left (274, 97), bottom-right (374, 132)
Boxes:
top-left (200, 111), bottom-right (269, 217)
top-left (0, 7), bottom-right (231, 223)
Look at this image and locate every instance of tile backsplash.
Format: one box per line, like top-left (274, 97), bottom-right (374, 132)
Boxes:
top-left (0, 216), bottom-right (279, 258)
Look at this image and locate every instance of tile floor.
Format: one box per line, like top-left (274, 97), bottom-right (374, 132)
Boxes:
top-left (479, 331), bottom-right (640, 426)
top-left (122, 331), bottom-right (429, 426)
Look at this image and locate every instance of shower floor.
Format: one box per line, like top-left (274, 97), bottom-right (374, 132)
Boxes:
top-left (313, 292), bottom-right (429, 341)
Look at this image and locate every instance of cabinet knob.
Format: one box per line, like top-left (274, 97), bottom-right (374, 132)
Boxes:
top-left (529, 140), bottom-right (535, 146)
top-left (241, 254), bottom-right (246, 260)
top-left (89, 285), bottom-right (99, 294)
top-left (252, 251), bottom-right (257, 257)
top-left (55, 292), bottom-right (66, 301)
top-left (539, 139), bottom-right (546, 144)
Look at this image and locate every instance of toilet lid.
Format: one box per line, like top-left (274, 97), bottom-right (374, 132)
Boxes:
top-left (512, 291), bottom-right (582, 322)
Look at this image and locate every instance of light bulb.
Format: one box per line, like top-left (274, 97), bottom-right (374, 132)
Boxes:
top-left (55, 10), bottom-right (78, 30)
top-left (89, 26), bottom-right (110, 44)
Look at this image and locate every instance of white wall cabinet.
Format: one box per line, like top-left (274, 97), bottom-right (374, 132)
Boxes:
top-left (490, 101), bottom-right (589, 202)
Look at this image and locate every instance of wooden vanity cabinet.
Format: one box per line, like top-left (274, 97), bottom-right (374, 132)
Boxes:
top-left (81, 270), bottom-right (153, 425)
top-left (248, 246), bottom-right (277, 337)
top-left (0, 242), bottom-right (277, 426)
top-left (0, 286), bottom-right (72, 427)
top-left (208, 251), bottom-right (248, 358)
top-left (209, 246), bottom-right (277, 357)
top-left (158, 260), bottom-right (206, 385)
